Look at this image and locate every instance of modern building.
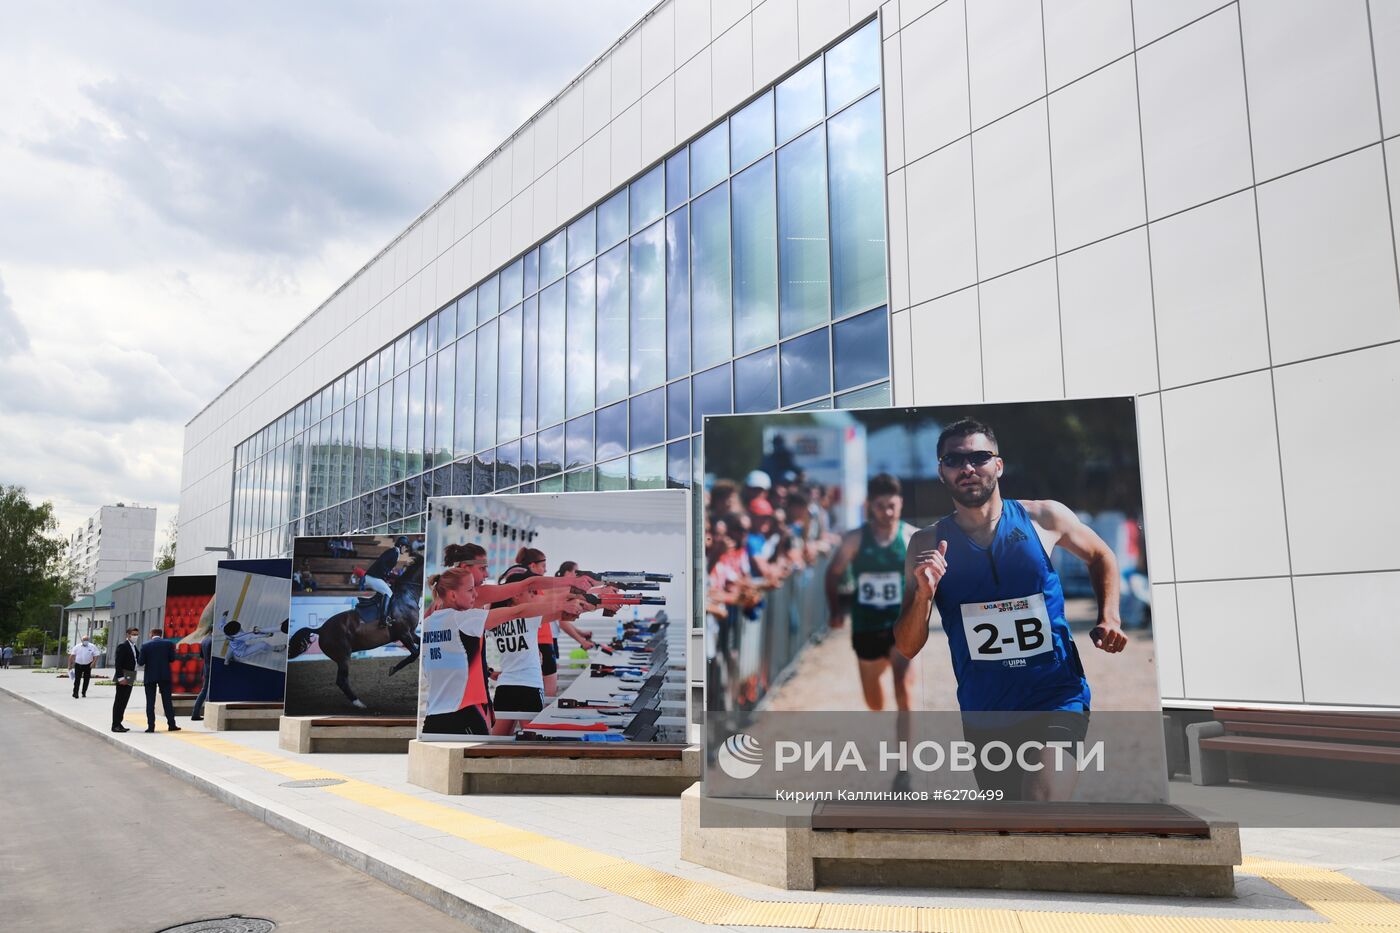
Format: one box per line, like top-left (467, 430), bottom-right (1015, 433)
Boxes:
top-left (178, 0), bottom-right (1400, 714)
top-left (68, 503), bottom-right (158, 593)
top-left (64, 569), bottom-right (161, 662)
top-left (111, 569), bottom-right (172, 654)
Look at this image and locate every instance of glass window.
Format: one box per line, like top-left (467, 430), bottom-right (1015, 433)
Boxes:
top-left (732, 154), bottom-right (778, 354)
top-left (780, 329), bottom-right (831, 405)
top-left (541, 230), bottom-right (566, 285)
top-left (391, 372), bottom-right (408, 480)
top-left (537, 423), bottom-right (564, 476)
top-left (692, 363), bottom-right (732, 432)
top-left (423, 364), bottom-right (436, 472)
top-left (407, 362), bottom-right (426, 476)
top-left (597, 456), bottom-right (628, 491)
top-left (433, 307), bottom-right (452, 353)
top-left (521, 296), bottom-right (538, 435)
top-left (665, 207), bottom-right (690, 380)
top-left (836, 381), bottom-right (890, 409)
top-left (597, 189), bottom-right (628, 250)
top-left (666, 440), bottom-right (689, 488)
top-left (501, 257), bottom-right (523, 310)
top-left (792, 397), bottom-right (833, 411)
top-left (730, 91), bottom-right (774, 169)
top-left (825, 20), bottom-right (880, 114)
top-left (666, 148), bottom-right (688, 211)
top-left (827, 92), bottom-right (887, 317)
top-left (538, 280), bottom-right (566, 428)
top-left (475, 318), bottom-right (497, 451)
top-left (478, 274), bottom-right (499, 323)
top-left (631, 164), bottom-right (664, 232)
top-left (410, 323), bottom-right (428, 366)
top-left (690, 183), bottom-right (731, 370)
top-left (833, 307), bottom-right (890, 391)
top-left (566, 262), bottom-right (596, 417)
top-left (778, 126), bottom-right (830, 336)
top-left (473, 450), bottom-right (495, 495)
top-left (630, 447), bottom-right (665, 489)
top-left (496, 440), bottom-right (520, 488)
top-left (564, 468), bottom-right (594, 492)
top-left (457, 289), bottom-right (478, 336)
top-left (497, 304), bottom-right (522, 440)
top-left (596, 401), bottom-right (627, 461)
top-left (630, 387), bottom-right (664, 451)
top-left (568, 211), bottom-right (595, 271)
top-left (453, 333), bottom-right (475, 459)
top-left (520, 433), bottom-right (536, 484)
top-left (666, 378), bottom-right (689, 441)
top-left (393, 335), bottom-right (410, 375)
top-left (630, 221), bottom-right (665, 393)
top-left (690, 122), bottom-right (728, 195)
top-left (331, 376), bottom-right (344, 414)
top-left (595, 243), bottom-right (628, 406)
top-left (524, 248), bottom-right (539, 296)
top-left (565, 413), bottom-right (593, 470)
top-left (776, 59), bottom-right (824, 144)
top-left (734, 347), bottom-right (778, 413)
top-left (435, 350), bottom-right (454, 466)
top-left (537, 474), bottom-right (564, 492)
top-left (377, 346), bottom-right (392, 385)
top-left (426, 311), bottom-right (439, 358)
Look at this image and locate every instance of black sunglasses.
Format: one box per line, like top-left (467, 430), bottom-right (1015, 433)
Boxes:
top-left (939, 450), bottom-right (998, 469)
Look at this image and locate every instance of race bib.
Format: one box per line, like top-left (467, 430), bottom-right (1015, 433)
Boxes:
top-left (960, 593), bottom-right (1053, 665)
top-left (857, 572), bottom-right (902, 608)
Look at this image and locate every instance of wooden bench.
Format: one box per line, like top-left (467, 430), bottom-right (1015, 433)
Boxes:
top-left (408, 740), bottom-right (699, 795)
top-left (684, 788), bottom-right (1239, 896)
top-left (1188, 707), bottom-right (1400, 786)
top-left (279, 715), bottom-right (418, 754)
top-left (205, 700), bottom-right (283, 731)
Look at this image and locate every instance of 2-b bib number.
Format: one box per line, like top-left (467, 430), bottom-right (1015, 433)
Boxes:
top-left (960, 593), bottom-right (1053, 665)
top-left (857, 572), bottom-right (902, 608)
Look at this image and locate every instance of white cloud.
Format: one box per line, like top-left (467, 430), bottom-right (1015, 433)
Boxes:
top-left (0, 0), bottom-right (652, 535)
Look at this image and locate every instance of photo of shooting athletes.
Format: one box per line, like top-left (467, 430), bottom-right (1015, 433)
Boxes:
top-left (703, 399), bottom-right (1168, 802)
top-left (419, 489), bottom-right (688, 744)
top-left (284, 534), bottom-right (425, 717)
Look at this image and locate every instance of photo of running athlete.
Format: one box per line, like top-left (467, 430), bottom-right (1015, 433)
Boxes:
top-left (419, 489), bottom-right (690, 744)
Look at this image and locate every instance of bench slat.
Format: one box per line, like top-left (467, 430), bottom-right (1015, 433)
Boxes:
top-left (1214, 707), bottom-right (1400, 733)
top-left (1219, 720), bottom-right (1400, 745)
top-left (462, 744), bottom-right (685, 760)
top-left (313, 717), bottom-right (418, 727)
top-left (1200, 734), bottom-right (1400, 765)
top-left (812, 802), bottom-right (1210, 836)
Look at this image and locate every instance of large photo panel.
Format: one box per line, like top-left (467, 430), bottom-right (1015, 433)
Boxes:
top-left (420, 489), bottom-right (689, 743)
top-left (167, 575), bottom-right (216, 695)
top-left (209, 559), bottom-right (292, 703)
top-left (285, 534), bottom-right (424, 716)
top-left (702, 399), bottom-right (1167, 804)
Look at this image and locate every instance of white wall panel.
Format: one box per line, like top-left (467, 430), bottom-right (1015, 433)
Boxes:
top-left (1150, 190), bottom-right (1270, 389)
top-left (1273, 342), bottom-right (1400, 576)
top-left (1161, 371), bottom-right (1290, 581)
top-left (512, 127), bottom-right (534, 197)
top-left (899, 0), bottom-right (970, 162)
top-left (1135, 393), bottom-right (1174, 582)
top-left (582, 130), bottom-right (613, 208)
top-left (797, 0), bottom-right (849, 60)
top-left (1131, 0), bottom-right (1226, 47)
top-left (1043, 0), bottom-right (1133, 90)
top-left (675, 46), bottom-right (714, 140)
top-left (557, 84), bottom-right (585, 157)
top-left (713, 0), bottom-right (751, 35)
top-left (640, 77), bottom-right (677, 166)
top-left (613, 31), bottom-right (643, 115)
top-left (583, 61), bottom-right (613, 139)
top-left (533, 166), bottom-right (559, 241)
top-left (905, 138), bottom-right (977, 302)
top-left (971, 101), bottom-right (1056, 279)
top-left (533, 104), bottom-right (559, 180)
top-left (964, 0), bottom-right (1045, 129)
top-left (612, 101), bottom-right (643, 186)
top-left (889, 308), bottom-right (913, 405)
top-left (1149, 582), bottom-right (1184, 698)
top-left (886, 168), bottom-right (910, 312)
top-left (753, 0), bottom-right (799, 89)
top-left (642, 2), bottom-right (677, 92)
top-left (1294, 571), bottom-right (1400, 706)
top-left (881, 34), bottom-right (904, 168)
top-left (1256, 146), bottom-right (1400, 365)
top-left (1373, 0), bottom-right (1400, 136)
top-left (675, 0), bottom-right (712, 64)
top-left (711, 13), bottom-right (754, 117)
top-left (1178, 577), bottom-right (1302, 703)
top-left (1057, 229), bottom-right (1158, 397)
top-left (908, 288), bottom-right (983, 405)
top-left (977, 259), bottom-right (1062, 402)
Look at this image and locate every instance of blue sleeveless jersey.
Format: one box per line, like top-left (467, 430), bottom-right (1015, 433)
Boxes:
top-left (932, 499), bottom-right (1090, 713)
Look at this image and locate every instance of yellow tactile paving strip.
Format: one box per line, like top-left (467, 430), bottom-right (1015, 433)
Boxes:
top-left (130, 721), bottom-right (1400, 932)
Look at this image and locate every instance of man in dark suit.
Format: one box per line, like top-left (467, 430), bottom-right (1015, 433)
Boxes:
top-left (139, 628), bottom-right (182, 733)
top-left (111, 626), bottom-right (140, 733)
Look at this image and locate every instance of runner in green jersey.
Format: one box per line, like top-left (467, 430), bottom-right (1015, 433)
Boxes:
top-left (826, 473), bottom-right (919, 711)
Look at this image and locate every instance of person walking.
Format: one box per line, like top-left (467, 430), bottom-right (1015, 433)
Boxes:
top-left (1, 644), bottom-right (13, 668)
top-left (112, 627), bottom-right (140, 732)
top-left (69, 634), bottom-right (101, 698)
top-left (138, 628), bottom-right (181, 733)
top-left (190, 632), bottom-right (213, 721)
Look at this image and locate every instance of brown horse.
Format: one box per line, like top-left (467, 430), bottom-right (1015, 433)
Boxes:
top-left (287, 555), bottom-right (422, 709)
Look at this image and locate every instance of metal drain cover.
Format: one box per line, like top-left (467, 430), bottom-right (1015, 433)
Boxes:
top-left (279, 778), bottom-right (345, 788)
top-left (157, 918), bottom-right (276, 933)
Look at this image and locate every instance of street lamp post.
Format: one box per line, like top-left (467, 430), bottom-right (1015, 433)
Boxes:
top-left (48, 603), bottom-right (65, 668)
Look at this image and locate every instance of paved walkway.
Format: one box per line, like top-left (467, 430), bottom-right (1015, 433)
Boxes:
top-left (4, 669), bottom-right (1400, 932)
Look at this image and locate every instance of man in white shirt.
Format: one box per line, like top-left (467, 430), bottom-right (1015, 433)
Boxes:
top-left (69, 635), bottom-right (102, 698)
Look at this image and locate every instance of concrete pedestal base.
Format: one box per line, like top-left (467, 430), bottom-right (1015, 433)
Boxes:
top-left (278, 715), bottom-right (416, 754)
top-left (681, 785), bottom-right (1240, 896)
top-left (206, 701), bottom-right (282, 731)
top-left (407, 740), bottom-right (700, 795)
top-left (171, 693), bottom-right (198, 717)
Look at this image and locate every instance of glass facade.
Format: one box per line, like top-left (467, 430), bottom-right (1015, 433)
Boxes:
top-left (228, 20), bottom-right (889, 558)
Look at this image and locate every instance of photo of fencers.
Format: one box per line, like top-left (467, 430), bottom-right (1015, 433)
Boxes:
top-left (419, 489), bottom-right (689, 744)
top-left (284, 534), bottom-right (424, 716)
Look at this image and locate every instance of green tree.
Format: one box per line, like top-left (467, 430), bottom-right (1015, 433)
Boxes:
top-left (155, 512), bottom-right (178, 570)
top-left (0, 486), bottom-right (69, 642)
top-left (14, 626), bottom-right (46, 649)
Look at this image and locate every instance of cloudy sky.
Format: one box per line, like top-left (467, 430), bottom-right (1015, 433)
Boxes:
top-left (0, 0), bottom-right (652, 548)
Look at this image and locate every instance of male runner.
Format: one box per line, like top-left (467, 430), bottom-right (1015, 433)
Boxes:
top-left (825, 473), bottom-right (919, 712)
top-left (893, 418), bottom-right (1128, 801)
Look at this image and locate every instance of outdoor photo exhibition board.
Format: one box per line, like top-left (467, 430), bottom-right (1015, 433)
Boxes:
top-left (419, 489), bottom-right (689, 743)
top-left (208, 559), bottom-right (291, 702)
top-left (700, 398), bottom-right (1168, 806)
top-left (167, 575), bottom-right (215, 695)
top-left (284, 534), bottom-right (424, 716)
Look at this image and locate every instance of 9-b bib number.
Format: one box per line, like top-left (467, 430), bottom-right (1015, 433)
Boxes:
top-left (857, 572), bottom-right (902, 608)
top-left (960, 593), bottom-right (1053, 665)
